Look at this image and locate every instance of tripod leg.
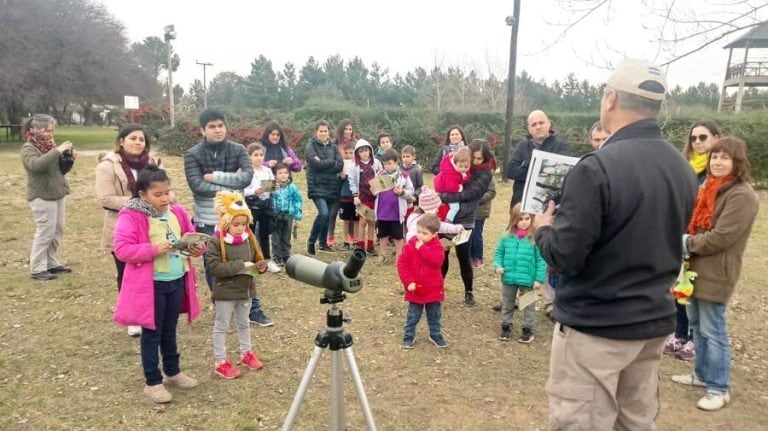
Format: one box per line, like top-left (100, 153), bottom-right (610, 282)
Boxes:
top-left (343, 347), bottom-right (378, 431)
top-left (282, 345), bottom-right (325, 431)
top-left (330, 350), bottom-right (346, 431)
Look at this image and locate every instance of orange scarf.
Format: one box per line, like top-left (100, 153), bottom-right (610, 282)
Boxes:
top-left (686, 174), bottom-right (733, 234)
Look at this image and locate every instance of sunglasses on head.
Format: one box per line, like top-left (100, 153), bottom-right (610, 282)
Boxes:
top-left (690, 134), bottom-right (709, 143)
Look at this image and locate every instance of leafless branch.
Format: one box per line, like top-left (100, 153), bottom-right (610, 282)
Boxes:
top-left (540, 0), bottom-right (612, 51)
top-left (661, 21), bottom-right (763, 66)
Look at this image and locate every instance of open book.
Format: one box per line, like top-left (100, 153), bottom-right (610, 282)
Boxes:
top-left (259, 179), bottom-right (276, 193)
top-left (521, 149), bottom-right (580, 215)
top-left (369, 175), bottom-right (394, 195)
top-left (439, 229), bottom-right (472, 249)
top-left (517, 289), bottom-right (537, 310)
top-left (172, 232), bottom-right (211, 252)
top-left (356, 204), bottom-right (376, 221)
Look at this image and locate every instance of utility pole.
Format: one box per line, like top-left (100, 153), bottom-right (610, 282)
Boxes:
top-left (195, 60), bottom-right (214, 108)
top-left (502, 1), bottom-right (521, 183)
top-left (164, 25), bottom-right (176, 127)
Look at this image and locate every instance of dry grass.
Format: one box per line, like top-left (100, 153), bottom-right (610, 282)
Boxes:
top-left (1, 148), bottom-right (766, 430)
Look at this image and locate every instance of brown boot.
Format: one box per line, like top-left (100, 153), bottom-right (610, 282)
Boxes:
top-left (144, 383), bottom-right (172, 403)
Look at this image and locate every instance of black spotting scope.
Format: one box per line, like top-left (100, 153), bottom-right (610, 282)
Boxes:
top-left (285, 248), bottom-right (366, 294)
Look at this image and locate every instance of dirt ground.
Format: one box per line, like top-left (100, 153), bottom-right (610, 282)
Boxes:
top-left (1, 150), bottom-right (766, 430)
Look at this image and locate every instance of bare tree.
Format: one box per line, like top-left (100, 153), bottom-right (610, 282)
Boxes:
top-left (546, 0), bottom-right (767, 66)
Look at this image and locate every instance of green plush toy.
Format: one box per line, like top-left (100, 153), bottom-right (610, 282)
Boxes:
top-left (672, 261), bottom-right (697, 305)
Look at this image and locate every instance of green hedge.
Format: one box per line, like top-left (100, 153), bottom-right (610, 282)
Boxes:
top-left (156, 109), bottom-right (768, 184)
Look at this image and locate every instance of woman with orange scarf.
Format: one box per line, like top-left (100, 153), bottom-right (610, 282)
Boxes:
top-left (665, 121), bottom-right (722, 360)
top-left (671, 137), bottom-right (759, 411)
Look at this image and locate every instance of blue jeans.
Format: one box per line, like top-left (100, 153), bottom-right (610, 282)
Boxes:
top-left (404, 302), bottom-right (442, 338)
top-left (687, 298), bottom-right (730, 393)
top-left (141, 277), bottom-right (184, 385)
top-left (195, 222), bottom-right (216, 290)
top-left (469, 218), bottom-right (486, 260)
top-left (309, 198), bottom-right (335, 246)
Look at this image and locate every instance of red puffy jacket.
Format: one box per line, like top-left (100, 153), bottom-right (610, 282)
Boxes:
top-left (397, 236), bottom-right (446, 304)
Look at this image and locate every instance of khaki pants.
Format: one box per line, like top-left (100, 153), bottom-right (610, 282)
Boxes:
top-left (28, 198), bottom-right (65, 274)
top-left (547, 323), bottom-right (665, 431)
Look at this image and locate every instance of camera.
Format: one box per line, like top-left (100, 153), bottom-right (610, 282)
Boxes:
top-left (59, 148), bottom-right (75, 173)
top-left (285, 248), bottom-right (366, 300)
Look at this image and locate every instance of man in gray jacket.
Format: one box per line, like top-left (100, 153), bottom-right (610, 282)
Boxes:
top-left (184, 109), bottom-right (272, 326)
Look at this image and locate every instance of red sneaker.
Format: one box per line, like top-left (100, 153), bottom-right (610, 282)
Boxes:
top-left (239, 351), bottom-right (264, 370)
top-left (326, 236), bottom-right (336, 247)
top-left (215, 359), bottom-right (241, 379)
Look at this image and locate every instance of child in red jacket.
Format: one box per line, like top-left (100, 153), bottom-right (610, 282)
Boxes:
top-left (396, 213), bottom-right (447, 348)
top-left (433, 147), bottom-right (471, 222)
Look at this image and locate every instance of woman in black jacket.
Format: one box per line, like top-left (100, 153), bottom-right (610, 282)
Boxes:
top-left (304, 120), bottom-right (343, 255)
top-left (438, 139), bottom-right (495, 306)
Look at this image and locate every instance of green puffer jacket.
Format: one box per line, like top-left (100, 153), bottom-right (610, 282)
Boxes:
top-left (204, 237), bottom-right (262, 300)
top-left (493, 231), bottom-right (547, 287)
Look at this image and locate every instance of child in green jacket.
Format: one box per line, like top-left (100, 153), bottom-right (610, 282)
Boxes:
top-left (493, 203), bottom-right (546, 343)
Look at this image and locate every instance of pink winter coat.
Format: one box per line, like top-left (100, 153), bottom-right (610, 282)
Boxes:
top-left (112, 204), bottom-right (201, 329)
top-left (397, 236), bottom-right (446, 304)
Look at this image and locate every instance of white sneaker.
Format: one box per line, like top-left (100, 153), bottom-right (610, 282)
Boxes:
top-left (671, 373), bottom-right (706, 387)
top-left (697, 391), bottom-right (730, 411)
top-left (127, 326), bottom-right (142, 337)
top-left (267, 260), bottom-right (281, 273)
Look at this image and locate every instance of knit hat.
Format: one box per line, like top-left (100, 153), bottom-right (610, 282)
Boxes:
top-left (214, 191), bottom-right (252, 228)
top-left (418, 186), bottom-right (441, 214)
top-left (213, 191), bottom-right (259, 262)
top-left (606, 59), bottom-right (667, 101)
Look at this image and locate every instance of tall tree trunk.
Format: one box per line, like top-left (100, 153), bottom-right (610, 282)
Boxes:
top-left (83, 102), bottom-right (93, 126)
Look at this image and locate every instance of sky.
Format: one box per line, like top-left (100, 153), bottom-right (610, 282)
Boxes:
top-left (99, 0), bottom-right (766, 94)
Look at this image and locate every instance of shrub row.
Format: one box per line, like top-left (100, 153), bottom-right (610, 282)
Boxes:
top-left (156, 108), bottom-right (768, 183)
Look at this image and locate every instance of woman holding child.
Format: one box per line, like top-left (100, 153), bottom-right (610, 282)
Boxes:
top-left (437, 139), bottom-right (495, 306)
top-left (671, 137), bottom-right (758, 411)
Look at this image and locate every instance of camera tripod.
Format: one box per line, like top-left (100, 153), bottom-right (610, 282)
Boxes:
top-left (282, 293), bottom-right (377, 431)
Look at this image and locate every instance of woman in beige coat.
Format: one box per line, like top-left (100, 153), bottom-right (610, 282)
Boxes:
top-left (672, 137), bottom-right (759, 411)
top-left (95, 124), bottom-right (162, 336)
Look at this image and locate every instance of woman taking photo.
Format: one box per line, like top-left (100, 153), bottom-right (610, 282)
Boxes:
top-left (20, 114), bottom-right (78, 281)
top-left (672, 137), bottom-right (759, 411)
top-left (95, 124), bottom-right (162, 336)
top-left (437, 139), bottom-right (495, 306)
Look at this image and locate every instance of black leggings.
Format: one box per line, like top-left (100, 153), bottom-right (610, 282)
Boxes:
top-left (441, 241), bottom-right (473, 293)
top-left (111, 252), bottom-right (126, 292)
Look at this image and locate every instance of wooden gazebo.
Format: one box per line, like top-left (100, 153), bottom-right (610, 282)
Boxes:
top-left (718, 21), bottom-right (768, 113)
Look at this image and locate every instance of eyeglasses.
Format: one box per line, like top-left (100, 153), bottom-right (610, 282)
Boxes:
top-left (690, 134), bottom-right (709, 143)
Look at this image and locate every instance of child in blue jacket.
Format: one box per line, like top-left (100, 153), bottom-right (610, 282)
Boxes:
top-left (493, 203), bottom-right (546, 343)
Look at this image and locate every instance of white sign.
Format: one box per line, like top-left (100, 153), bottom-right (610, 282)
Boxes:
top-left (521, 150), bottom-right (580, 215)
top-left (124, 95), bottom-right (139, 110)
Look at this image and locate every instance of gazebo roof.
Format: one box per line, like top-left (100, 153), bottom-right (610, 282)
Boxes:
top-left (725, 21), bottom-right (768, 49)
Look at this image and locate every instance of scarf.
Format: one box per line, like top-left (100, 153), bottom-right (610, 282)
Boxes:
top-left (213, 223), bottom-right (260, 262)
top-left (689, 152), bottom-right (709, 175)
top-left (449, 141), bottom-right (465, 153)
top-left (119, 149), bottom-right (150, 194)
top-left (471, 157), bottom-right (497, 174)
top-left (27, 132), bottom-right (54, 153)
top-left (125, 197), bottom-right (166, 218)
top-left (686, 174), bottom-right (733, 234)
top-left (514, 228), bottom-right (529, 239)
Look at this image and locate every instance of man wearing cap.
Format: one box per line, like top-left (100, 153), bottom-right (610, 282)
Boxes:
top-left (505, 110), bottom-right (569, 207)
top-left (533, 60), bottom-right (698, 429)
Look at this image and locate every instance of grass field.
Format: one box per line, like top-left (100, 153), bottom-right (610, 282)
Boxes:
top-left (0, 146), bottom-right (766, 430)
top-left (0, 125), bottom-right (117, 150)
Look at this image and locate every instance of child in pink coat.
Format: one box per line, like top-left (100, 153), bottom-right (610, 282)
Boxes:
top-left (433, 147), bottom-right (472, 222)
top-left (397, 213), bottom-right (447, 349)
top-left (112, 165), bottom-right (203, 404)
